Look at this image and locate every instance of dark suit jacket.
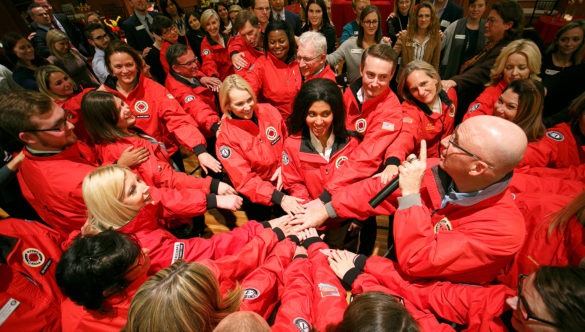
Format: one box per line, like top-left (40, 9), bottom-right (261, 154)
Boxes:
top-left (121, 12), bottom-right (162, 52)
top-left (31, 13), bottom-right (90, 59)
top-left (438, 1), bottom-right (464, 31)
top-left (270, 9), bottom-right (302, 36)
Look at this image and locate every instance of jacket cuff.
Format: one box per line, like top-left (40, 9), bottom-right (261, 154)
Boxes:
top-left (210, 178), bottom-right (220, 194)
top-left (397, 193), bottom-right (422, 210)
top-left (294, 254), bottom-right (308, 259)
top-left (350, 219), bottom-right (364, 228)
top-left (261, 221), bottom-right (271, 228)
top-left (325, 202), bottom-right (338, 219)
top-left (193, 144), bottom-right (207, 156)
top-left (210, 122), bottom-right (220, 133)
top-left (206, 194), bottom-right (217, 210)
top-left (272, 227), bottom-right (285, 241)
top-left (302, 236), bottom-right (323, 249)
top-left (271, 190), bottom-right (285, 205)
top-left (287, 235), bottom-right (301, 245)
top-left (319, 190), bottom-right (332, 203)
top-left (354, 254), bottom-right (367, 271)
top-left (342, 267), bottom-right (362, 289)
top-left (385, 156), bottom-right (401, 167)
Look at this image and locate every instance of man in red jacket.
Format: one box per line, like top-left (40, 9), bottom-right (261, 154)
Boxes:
top-left (297, 31), bottom-right (336, 82)
top-left (230, 11), bottom-right (265, 73)
top-left (295, 116), bottom-right (528, 285)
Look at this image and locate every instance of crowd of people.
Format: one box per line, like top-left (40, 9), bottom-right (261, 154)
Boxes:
top-left (1, 0), bottom-right (585, 331)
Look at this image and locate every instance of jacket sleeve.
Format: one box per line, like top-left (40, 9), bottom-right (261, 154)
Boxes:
top-left (158, 91), bottom-right (208, 153)
top-left (451, 48), bottom-right (497, 93)
top-left (430, 35), bottom-right (441, 70)
top-left (271, 258), bottom-right (314, 332)
top-left (339, 22), bottom-right (354, 45)
top-left (330, 176), bottom-right (398, 220)
top-left (393, 35), bottom-right (405, 58)
top-left (154, 187), bottom-right (211, 218)
top-left (462, 87), bottom-right (497, 121)
top-left (393, 194), bottom-right (524, 283)
top-left (200, 39), bottom-right (220, 78)
top-left (281, 140), bottom-right (313, 202)
top-left (384, 103), bottom-right (419, 164)
top-left (183, 96), bottom-right (220, 137)
top-left (242, 58), bottom-right (264, 98)
top-left (216, 131), bottom-right (280, 205)
top-left (518, 164), bottom-right (585, 182)
top-left (307, 241), bottom-right (347, 331)
top-left (239, 239), bottom-right (296, 318)
top-left (326, 39), bottom-right (350, 66)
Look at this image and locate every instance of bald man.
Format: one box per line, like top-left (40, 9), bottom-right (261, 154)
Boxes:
top-left (293, 116), bottom-right (528, 284)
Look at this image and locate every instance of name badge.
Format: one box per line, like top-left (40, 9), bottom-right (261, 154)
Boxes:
top-left (440, 20), bottom-right (450, 28)
top-left (455, 34), bottom-right (466, 40)
top-left (350, 48), bottom-right (363, 54)
top-left (136, 24), bottom-right (145, 31)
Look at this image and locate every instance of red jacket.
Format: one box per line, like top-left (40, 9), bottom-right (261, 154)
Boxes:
top-left (117, 201), bottom-right (265, 274)
top-left (17, 144), bottom-right (96, 237)
top-left (165, 71), bottom-right (220, 138)
top-left (518, 122), bottom-right (585, 169)
top-left (216, 104), bottom-right (287, 205)
top-left (392, 88), bottom-right (457, 160)
top-left (0, 218), bottom-right (63, 331)
top-left (352, 256), bottom-right (515, 332)
top-left (56, 88), bottom-right (95, 150)
top-left (508, 172), bottom-right (585, 198)
top-left (331, 160), bottom-right (525, 284)
top-left (271, 258), bottom-right (313, 332)
top-left (101, 75), bottom-right (206, 156)
top-left (200, 34), bottom-right (234, 80)
top-left (61, 273), bottom-right (147, 332)
top-left (304, 64), bottom-right (337, 83)
top-left (239, 239), bottom-right (297, 318)
top-left (463, 79), bottom-right (507, 121)
top-left (500, 192), bottom-right (585, 288)
top-left (518, 164), bottom-right (585, 182)
top-left (228, 35), bottom-right (264, 74)
top-left (94, 134), bottom-right (212, 192)
top-left (323, 79), bottom-right (403, 195)
top-left (243, 52), bottom-right (302, 120)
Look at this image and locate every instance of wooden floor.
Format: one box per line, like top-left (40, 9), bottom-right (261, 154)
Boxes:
top-left (185, 149), bottom-right (390, 257)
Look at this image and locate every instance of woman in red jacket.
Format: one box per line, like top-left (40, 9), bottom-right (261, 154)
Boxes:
top-left (216, 74), bottom-right (303, 220)
top-left (200, 9), bottom-right (234, 80)
top-left (243, 20), bottom-right (301, 120)
top-left (463, 39), bottom-right (541, 121)
top-left (282, 78), bottom-right (360, 249)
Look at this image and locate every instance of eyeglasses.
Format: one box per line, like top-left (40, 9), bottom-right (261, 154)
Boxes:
top-left (92, 33), bottom-right (109, 41)
top-left (175, 57), bottom-right (198, 66)
top-left (447, 127), bottom-right (494, 168)
top-left (162, 25), bottom-right (178, 35)
top-left (23, 110), bottom-right (73, 133)
top-left (297, 54), bottom-right (321, 63)
top-left (362, 20), bottom-right (379, 26)
top-left (517, 274), bottom-right (559, 327)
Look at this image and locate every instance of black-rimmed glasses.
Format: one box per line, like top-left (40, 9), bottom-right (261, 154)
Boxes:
top-left (517, 274), bottom-right (559, 328)
top-left (23, 110), bottom-right (73, 133)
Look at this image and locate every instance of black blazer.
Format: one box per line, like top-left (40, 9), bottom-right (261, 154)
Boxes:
top-left (121, 12), bottom-right (162, 52)
top-left (30, 13), bottom-right (90, 58)
top-left (438, 1), bottom-right (464, 31)
top-left (270, 9), bottom-right (302, 36)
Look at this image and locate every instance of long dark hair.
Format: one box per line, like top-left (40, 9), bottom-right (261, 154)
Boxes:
top-left (505, 79), bottom-right (545, 142)
top-left (357, 5), bottom-right (382, 48)
top-left (533, 266), bottom-right (585, 331)
top-left (2, 32), bottom-right (46, 67)
top-left (289, 78), bottom-right (349, 141)
top-left (82, 90), bottom-right (132, 144)
top-left (160, 0), bottom-right (184, 17)
top-left (264, 20), bottom-right (297, 62)
top-left (491, 0), bottom-right (524, 43)
top-left (306, 0), bottom-right (332, 30)
top-left (56, 230), bottom-right (142, 311)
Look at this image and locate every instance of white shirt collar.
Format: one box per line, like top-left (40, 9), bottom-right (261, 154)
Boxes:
top-left (309, 130), bottom-right (335, 161)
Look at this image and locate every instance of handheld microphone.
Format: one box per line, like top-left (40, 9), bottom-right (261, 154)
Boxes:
top-left (368, 176), bottom-right (399, 208)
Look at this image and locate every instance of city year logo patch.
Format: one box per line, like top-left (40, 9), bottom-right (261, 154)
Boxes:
top-left (219, 146), bottom-right (231, 159)
top-left (266, 126), bottom-right (278, 140)
top-left (184, 95), bottom-right (195, 103)
top-left (282, 151), bottom-right (290, 165)
top-left (293, 318), bottom-right (310, 332)
top-left (433, 217), bottom-right (453, 234)
top-left (469, 103), bottom-right (480, 113)
top-left (243, 288), bottom-right (260, 299)
top-left (546, 131), bottom-right (564, 142)
top-left (355, 119), bottom-right (367, 133)
top-left (335, 156), bottom-right (348, 169)
top-left (134, 100), bottom-right (149, 113)
top-left (22, 248), bottom-right (45, 267)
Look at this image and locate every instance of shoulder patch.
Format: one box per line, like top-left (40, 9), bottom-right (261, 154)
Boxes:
top-left (219, 145), bottom-right (231, 159)
top-left (293, 317), bottom-right (311, 332)
top-left (318, 283), bottom-right (341, 297)
top-left (172, 242), bottom-right (185, 264)
top-left (282, 151), bottom-right (290, 165)
top-left (243, 288), bottom-right (260, 300)
top-left (468, 103), bottom-right (480, 113)
top-left (433, 217), bottom-right (453, 234)
top-left (546, 131), bottom-right (564, 142)
top-left (355, 118), bottom-right (367, 133)
top-left (184, 95), bottom-right (195, 103)
top-left (202, 49), bottom-right (210, 55)
top-left (22, 248), bottom-right (45, 267)
top-left (134, 100), bottom-right (149, 113)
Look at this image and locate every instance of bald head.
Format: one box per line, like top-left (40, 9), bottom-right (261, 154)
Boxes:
top-left (461, 116), bottom-right (527, 174)
top-left (213, 311), bottom-right (270, 332)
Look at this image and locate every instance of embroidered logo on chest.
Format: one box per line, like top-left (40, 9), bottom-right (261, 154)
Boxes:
top-left (355, 118), bottom-right (367, 133)
top-left (22, 248), bottom-right (45, 267)
top-left (335, 156), bottom-right (348, 169)
top-left (134, 100), bottom-right (149, 113)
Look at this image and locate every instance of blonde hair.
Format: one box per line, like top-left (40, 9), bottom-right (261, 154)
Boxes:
top-left (213, 311), bottom-right (271, 332)
top-left (218, 74), bottom-right (257, 115)
top-left (46, 29), bottom-right (70, 57)
top-left (398, 59), bottom-right (441, 102)
top-left (124, 260), bottom-right (242, 332)
top-left (488, 39), bottom-right (542, 85)
top-left (82, 164), bottom-right (140, 231)
top-left (35, 64), bottom-right (77, 100)
top-left (201, 9), bottom-right (220, 30)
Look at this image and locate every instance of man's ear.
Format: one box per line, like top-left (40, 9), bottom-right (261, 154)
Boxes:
top-left (468, 160), bottom-right (489, 176)
top-left (88, 39), bottom-right (95, 47)
top-left (18, 132), bottom-right (37, 145)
